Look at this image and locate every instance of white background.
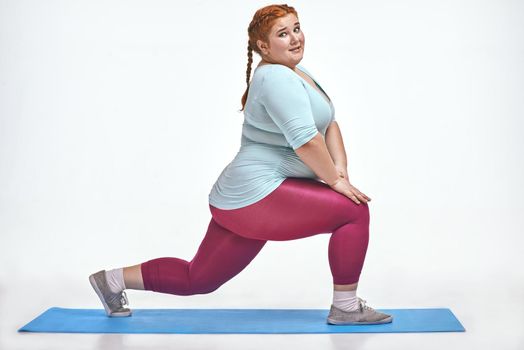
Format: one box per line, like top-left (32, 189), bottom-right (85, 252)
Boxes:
top-left (1, 0), bottom-right (523, 349)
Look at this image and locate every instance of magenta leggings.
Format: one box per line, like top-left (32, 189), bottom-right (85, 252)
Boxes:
top-left (140, 177), bottom-right (370, 295)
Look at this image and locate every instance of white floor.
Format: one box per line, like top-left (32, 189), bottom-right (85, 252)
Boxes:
top-left (2, 246), bottom-right (523, 350)
top-left (5, 295), bottom-right (524, 350)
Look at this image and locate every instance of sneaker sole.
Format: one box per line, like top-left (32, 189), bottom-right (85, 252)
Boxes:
top-left (89, 274), bottom-right (132, 317)
top-left (327, 315), bottom-right (393, 325)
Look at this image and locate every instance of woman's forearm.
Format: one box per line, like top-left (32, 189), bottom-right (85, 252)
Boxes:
top-left (295, 132), bottom-right (340, 186)
top-left (325, 121), bottom-right (348, 167)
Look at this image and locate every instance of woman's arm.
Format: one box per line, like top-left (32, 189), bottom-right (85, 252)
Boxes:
top-left (325, 121), bottom-right (348, 176)
top-left (295, 132), bottom-right (367, 204)
top-left (294, 132), bottom-right (340, 186)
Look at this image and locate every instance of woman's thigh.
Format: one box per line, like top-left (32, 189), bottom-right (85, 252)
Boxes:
top-left (210, 177), bottom-right (369, 241)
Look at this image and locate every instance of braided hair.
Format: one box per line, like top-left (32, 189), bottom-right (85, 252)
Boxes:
top-left (239, 4), bottom-right (298, 112)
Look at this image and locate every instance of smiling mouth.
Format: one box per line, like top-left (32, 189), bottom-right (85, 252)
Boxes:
top-left (290, 46), bottom-right (302, 52)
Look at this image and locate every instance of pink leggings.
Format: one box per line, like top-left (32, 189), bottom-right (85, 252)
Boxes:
top-left (140, 177), bottom-right (370, 295)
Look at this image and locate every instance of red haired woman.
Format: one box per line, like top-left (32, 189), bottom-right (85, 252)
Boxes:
top-left (89, 4), bottom-right (392, 325)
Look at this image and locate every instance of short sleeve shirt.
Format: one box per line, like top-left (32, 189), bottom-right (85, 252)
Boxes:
top-left (208, 63), bottom-right (336, 210)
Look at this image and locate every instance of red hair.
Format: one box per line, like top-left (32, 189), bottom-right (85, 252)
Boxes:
top-left (239, 4), bottom-right (298, 112)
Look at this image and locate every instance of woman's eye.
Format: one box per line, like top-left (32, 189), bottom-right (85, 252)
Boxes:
top-left (279, 27), bottom-right (300, 37)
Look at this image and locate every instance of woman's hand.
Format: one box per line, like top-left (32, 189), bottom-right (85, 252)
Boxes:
top-left (334, 164), bottom-right (349, 182)
top-left (329, 169), bottom-right (372, 205)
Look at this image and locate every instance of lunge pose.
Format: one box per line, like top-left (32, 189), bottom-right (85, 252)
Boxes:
top-left (89, 4), bottom-right (393, 325)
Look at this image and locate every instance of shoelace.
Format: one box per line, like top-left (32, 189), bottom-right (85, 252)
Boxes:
top-left (109, 290), bottom-right (129, 308)
top-left (120, 291), bottom-right (129, 307)
top-left (357, 297), bottom-right (374, 311)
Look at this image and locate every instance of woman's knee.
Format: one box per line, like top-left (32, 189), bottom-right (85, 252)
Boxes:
top-left (189, 280), bottom-right (222, 295)
top-left (341, 199), bottom-right (370, 225)
top-left (355, 201), bottom-right (370, 225)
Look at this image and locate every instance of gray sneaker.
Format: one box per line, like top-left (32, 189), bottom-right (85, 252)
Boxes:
top-left (89, 269), bottom-right (132, 317)
top-left (327, 297), bottom-right (393, 325)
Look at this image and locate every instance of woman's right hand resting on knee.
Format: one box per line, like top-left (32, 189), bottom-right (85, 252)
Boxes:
top-left (329, 176), bottom-right (371, 205)
top-left (293, 133), bottom-right (372, 205)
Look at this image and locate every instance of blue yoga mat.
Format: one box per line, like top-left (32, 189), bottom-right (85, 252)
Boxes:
top-left (18, 307), bottom-right (465, 334)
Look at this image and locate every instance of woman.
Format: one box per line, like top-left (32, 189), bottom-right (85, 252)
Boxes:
top-left (89, 4), bottom-right (393, 325)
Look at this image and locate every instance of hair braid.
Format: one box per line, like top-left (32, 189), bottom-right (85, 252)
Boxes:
top-left (238, 4), bottom-right (297, 113)
top-left (240, 44), bottom-right (254, 112)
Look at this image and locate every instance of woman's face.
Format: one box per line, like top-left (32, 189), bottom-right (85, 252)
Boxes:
top-left (257, 13), bottom-right (305, 67)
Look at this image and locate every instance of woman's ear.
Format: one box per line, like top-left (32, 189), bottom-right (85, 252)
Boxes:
top-left (257, 39), bottom-right (269, 55)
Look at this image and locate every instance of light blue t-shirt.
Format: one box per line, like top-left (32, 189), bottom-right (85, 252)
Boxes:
top-left (208, 63), bottom-right (336, 210)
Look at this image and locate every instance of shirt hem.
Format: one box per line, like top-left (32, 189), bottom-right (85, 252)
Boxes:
top-left (208, 177), bottom-right (287, 210)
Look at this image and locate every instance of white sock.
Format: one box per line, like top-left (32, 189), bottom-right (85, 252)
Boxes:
top-left (105, 268), bottom-right (126, 293)
top-left (333, 289), bottom-right (360, 312)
